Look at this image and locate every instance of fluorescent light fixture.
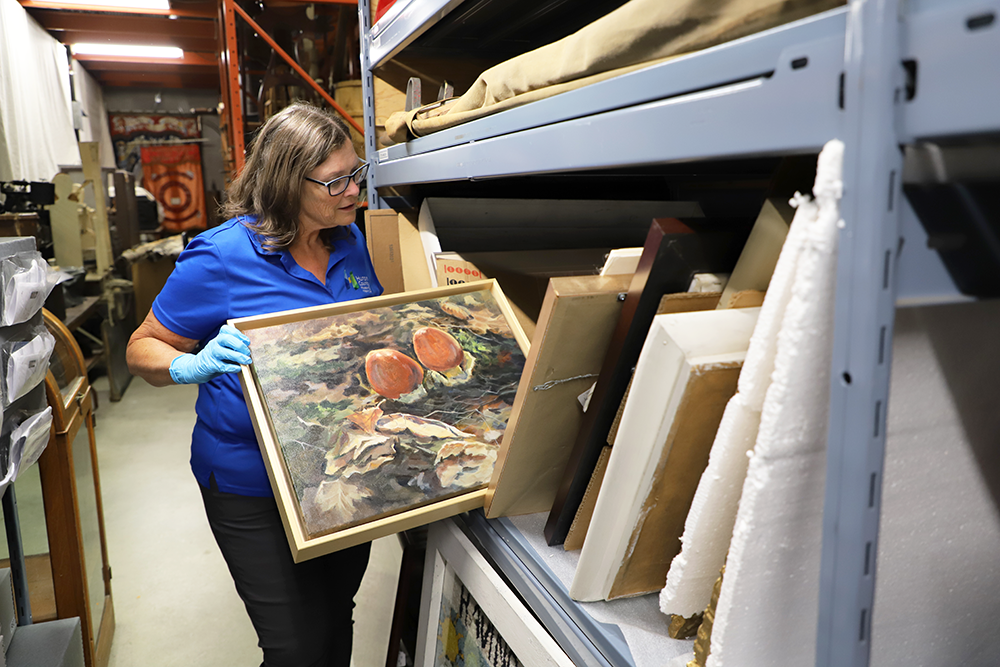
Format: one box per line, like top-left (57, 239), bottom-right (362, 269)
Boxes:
top-left (72, 44), bottom-right (184, 59)
top-left (48, 0), bottom-right (171, 8)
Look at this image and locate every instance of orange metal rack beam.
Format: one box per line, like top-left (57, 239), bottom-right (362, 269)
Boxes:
top-left (219, 0), bottom-right (245, 174)
top-left (217, 0), bottom-right (365, 177)
top-left (231, 2), bottom-right (365, 136)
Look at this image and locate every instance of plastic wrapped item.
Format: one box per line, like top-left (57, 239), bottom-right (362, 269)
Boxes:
top-left (12, 407), bottom-right (53, 474)
top-left (1, 252), bottom-right (57, 326)
top-left (0, 385), bottom-right (49, 494)
top-left (3, 327), bottom-right (55, 406)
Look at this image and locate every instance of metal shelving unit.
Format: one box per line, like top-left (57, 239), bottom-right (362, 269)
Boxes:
top-left (369, 0), bottom-right (463, 66)
top-left (374, 8), bottom-right (845, 167)
top-left (359, 1), bottom-right (999, 665)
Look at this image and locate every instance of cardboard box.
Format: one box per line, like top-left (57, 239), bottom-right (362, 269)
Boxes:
top-left (434, 249), bottom-right (612, 340)
top-left (364, 209), bottom-right (433, 294)
top-left (364, 209), bottom-right (405, 294)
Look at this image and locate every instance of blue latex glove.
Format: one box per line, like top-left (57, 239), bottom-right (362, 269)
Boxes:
top-left (169, 324), bottom-right (252, 385)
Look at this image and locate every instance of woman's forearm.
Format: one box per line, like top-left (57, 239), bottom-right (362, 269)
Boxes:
top-left (126, 312), bottom-right (199, 387)
top-left (126, 335), bottom-right (186, 387)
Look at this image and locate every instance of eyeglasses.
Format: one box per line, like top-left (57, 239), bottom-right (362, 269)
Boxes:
top-left (305, 162), bottom-right (369, 197)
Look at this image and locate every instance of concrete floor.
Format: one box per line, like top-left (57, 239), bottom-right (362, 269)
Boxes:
top-left (82, 377), bottom-right (401, 667)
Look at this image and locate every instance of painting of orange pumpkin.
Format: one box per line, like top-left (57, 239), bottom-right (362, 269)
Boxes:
top-left (244, 288), bottom-right (526, 539)
top-left (365, 349), bottom-right (424, 399)
top-left (412, 327), bottom-right (465, 372)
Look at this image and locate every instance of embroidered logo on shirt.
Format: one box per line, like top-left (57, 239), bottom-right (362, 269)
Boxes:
top-left (345, 270), bottom-right (373, 293)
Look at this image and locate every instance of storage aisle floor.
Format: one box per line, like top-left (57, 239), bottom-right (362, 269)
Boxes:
top-left (93, 376), bottom-right (402, 667)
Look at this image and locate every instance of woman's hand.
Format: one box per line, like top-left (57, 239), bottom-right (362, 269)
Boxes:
top-left (128, 312), bottom-right (249, 387)
top-left (169, 324), bottom-right (252, 385)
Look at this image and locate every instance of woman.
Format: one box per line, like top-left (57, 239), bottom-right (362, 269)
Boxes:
top-left (126, 103), bottom-right (381, 667)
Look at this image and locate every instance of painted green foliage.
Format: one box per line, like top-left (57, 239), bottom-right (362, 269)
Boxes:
top-left (246, 289), bottom-right (526, 538)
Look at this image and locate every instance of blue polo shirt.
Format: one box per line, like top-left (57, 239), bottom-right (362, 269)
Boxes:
top-left (152, 215), bottom-right (383, 496)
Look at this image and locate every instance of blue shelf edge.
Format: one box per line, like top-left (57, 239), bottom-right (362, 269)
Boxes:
top-left (373, 9), bottom-right (846, 186)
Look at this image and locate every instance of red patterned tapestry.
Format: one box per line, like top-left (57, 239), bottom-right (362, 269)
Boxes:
top-left (141, 145), bottom-right (206, 232)
top-left (109, 113), bottom-right (201, 172)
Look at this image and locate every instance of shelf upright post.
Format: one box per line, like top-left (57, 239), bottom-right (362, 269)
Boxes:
top-left (219, 0), bottom-right (245, 176)
top-left (817, 1), bottom-right (906, 666)
top-left (1, 486), bottom-right (33, 626)
top-left (359, 0), bottom-right (386, 210)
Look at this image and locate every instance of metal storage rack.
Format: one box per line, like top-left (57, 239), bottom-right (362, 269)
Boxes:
top-left (358, 1), bottom-right (1000, 665)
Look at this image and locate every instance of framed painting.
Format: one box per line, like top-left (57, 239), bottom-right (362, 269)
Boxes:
top-left (233, 280), bottom-right (529, 562)
top-left (416, 519), bottom-right (574, 667)
top-left (484, 274), bottom-right (630, 519)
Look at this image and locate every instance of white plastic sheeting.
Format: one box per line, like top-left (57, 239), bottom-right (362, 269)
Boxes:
top-left (72, 59), bottom-right (115, 167)
top-left (0, 0), bottom-right (114, 182)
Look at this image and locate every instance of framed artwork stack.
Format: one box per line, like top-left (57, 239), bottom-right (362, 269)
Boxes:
top-left (544, 218), bottom-right (744, 546)
top-left (571, 307), bottom-right (760, 601)
top-left (234, 280), bottom-right (529, 562)
top-left (416, 519), bottom-right (574, 667)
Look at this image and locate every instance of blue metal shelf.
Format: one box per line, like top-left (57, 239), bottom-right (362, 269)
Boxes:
top-left (369, 0), bottom-right (464, 68)
top-left (902, 0), bottom-right (1000, 141)
top-left (459, 511), bottom-right (694, 667)
top-left (373, 8), bottom-right (846, 187)
top-left (460, 512), bottom-right (629, 667)
top-left (372, 0), bottom-right (999, 190)
top-left (895, 196), bottom-right (973, 307)
top-left (377, 8), bottom-right (847, 166)
top-left (358, 1), bottom-right (1000, 666)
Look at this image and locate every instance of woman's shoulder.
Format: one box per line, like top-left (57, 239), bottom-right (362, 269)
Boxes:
top-left (185, 216), bottom-right (257, 252)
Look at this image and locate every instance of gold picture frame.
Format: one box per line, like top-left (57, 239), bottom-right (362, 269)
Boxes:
top-left (232, 280), bottom-right (530, 562)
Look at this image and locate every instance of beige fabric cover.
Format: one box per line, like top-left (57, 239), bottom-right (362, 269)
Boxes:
top-left (385, 0), bottom-right (844, 143)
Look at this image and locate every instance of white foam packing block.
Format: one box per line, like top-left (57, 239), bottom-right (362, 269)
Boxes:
top-left (709, 451), bottom-right (828, 666)
top-left (736, 196), bottom-right (814, 411)
top-left (660, 193), bottom-right (816, 618)
top-left (660, 394), bottom-right (761, 617)
top-left (708, 140), bottom-right (843, 667)
top-left (870, 302), bottom-right (1000, 666)
top-left (571, 308), bottom-right (760, 602)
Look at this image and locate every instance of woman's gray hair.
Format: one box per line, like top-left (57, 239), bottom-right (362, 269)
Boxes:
top-left (221, 102), bottom-right (353, 250)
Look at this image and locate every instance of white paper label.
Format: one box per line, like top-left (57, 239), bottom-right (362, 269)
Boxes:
top-left (377, 148), bottom-right (389, 163)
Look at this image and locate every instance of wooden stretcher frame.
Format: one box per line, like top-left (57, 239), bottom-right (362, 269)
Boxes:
top-left (232, 279), bottom-right (530, 563)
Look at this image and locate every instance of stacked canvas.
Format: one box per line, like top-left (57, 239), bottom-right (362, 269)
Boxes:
top-left (570, 307), bottom-right (760, 601)
top-left (660, 196), bottom-right (808, 618)
top-left (648, 140), bottom-right (842, 666)
top-left (716, 198), bottom-right (791, 310)
top-left (562, 290), bottom-right (725, 552)
top-left (567, 189), bottom-right (794, 603)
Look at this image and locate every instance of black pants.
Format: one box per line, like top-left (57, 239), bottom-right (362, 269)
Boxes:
top-left (200, 477), bottom-right (371, 667)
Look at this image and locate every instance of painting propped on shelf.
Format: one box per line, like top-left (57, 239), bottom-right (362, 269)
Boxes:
top-left (234, 280), bottom-right (529, 562)
top-left (417, 520), bottom-right (574, 667)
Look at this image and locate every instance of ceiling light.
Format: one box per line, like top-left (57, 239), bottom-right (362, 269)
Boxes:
top-left (47, 0), bottom-right (171, 8)
top-left (71, 44), bottom-right (184, 59)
